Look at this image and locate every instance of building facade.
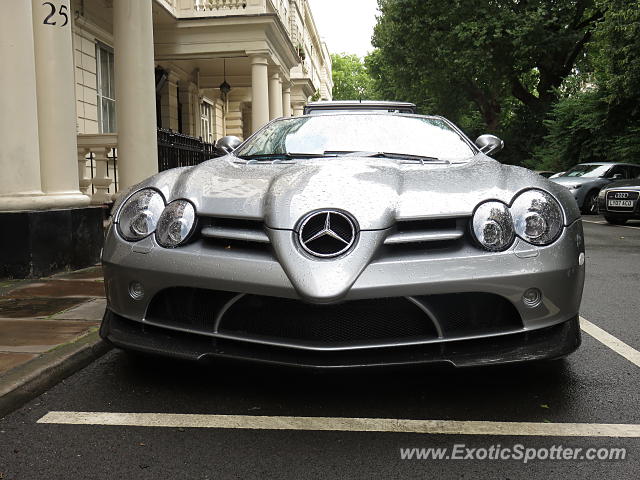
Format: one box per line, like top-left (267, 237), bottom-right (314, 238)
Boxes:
top-left (0, 0), bottom-right (332, 277)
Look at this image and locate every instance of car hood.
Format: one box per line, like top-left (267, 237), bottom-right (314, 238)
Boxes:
top-left (550, 176), bottom-right (602, 187)
top-left (126, 155), bottom-right (580, 230)
top-left (603, 179), bottom-right (640, 190)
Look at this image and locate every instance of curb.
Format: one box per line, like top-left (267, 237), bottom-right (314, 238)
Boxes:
top-left (0, 330), bottom-right (112, 418)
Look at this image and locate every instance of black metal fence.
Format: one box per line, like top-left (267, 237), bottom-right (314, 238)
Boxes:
top-left (157, 128), bottom-right (217, 172)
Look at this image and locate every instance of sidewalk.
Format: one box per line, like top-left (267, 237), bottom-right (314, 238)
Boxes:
top-left (0, 266), bottom-right (111, 416)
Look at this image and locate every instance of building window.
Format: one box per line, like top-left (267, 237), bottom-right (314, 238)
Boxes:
top-left (96, 43), bottom-right (116, 133)
top-left (200, 101), bottom-right (213, 143)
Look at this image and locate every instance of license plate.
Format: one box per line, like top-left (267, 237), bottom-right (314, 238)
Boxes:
top-left (607, 200), bottom-right (634, 207)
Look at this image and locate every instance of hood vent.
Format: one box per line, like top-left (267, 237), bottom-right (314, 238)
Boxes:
top-left (200, 217), bottom-right (270, 245)
top-left (384, 217), bottom-right (466, 245)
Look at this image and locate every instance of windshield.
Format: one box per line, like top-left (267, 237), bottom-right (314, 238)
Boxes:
top-left (562, 164), bottom-right (611, 178)
top-left (234, 114), bottom-right (476, 162)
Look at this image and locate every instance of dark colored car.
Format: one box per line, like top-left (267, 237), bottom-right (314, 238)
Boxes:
top-left (598, 175), bottom-right (640, 224)
top-left (551, 162), bottom-right (640, 214)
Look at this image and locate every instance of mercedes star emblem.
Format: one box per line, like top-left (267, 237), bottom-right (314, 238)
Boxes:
top-left (298, 210), bottom-right (357, 258)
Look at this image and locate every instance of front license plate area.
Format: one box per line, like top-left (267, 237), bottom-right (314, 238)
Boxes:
top-left (607, 200), bottom-right (634, 208)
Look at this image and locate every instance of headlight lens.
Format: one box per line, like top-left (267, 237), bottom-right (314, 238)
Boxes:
top-left (472, 201), bottom-right (515, 251)
top-left (511, 189), bottom-right (563, 245)
top-left (117, 189), bottom-right (165, 241)
top-left (155, 200), bottom-right (196, 248)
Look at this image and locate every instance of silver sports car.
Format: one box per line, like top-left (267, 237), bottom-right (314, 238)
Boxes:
top-left (100, 113), bottom-right (585, 368)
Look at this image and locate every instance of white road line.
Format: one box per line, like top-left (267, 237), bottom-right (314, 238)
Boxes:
top-left (37, 411), bottom-right (640, 437)
top-left (580, 317), bottom-right (640, 368)
top-left (582, 219), bottom-right (640, 230)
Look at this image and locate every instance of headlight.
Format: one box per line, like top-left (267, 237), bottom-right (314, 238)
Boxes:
top-left (155, 200), bottom-right (196, 248)
top-left (117, 189), bottom-right (165, 241)
top-left (471, 201), bottom-right (515, 251)
top-left (511, 189), bottom-right (563, 245)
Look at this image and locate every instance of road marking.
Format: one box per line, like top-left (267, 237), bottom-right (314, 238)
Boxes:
top-left (580, 317), bottom-right (640, 368)
top-left (582, 219), bottom-right (640, 230)
top-left (37, 411), bottom-right (640, 437)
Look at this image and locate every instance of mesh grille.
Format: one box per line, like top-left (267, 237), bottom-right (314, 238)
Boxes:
top-left (146, 287), bottom-right (236, 331)
top-left (219, 296), bottom-right (436, 344)
top-left (414, 293), bottom-right (522, 335)
top-left (145, 288), bottom-right (523, 347)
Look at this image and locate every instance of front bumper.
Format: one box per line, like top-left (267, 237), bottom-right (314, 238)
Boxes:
top-left (100, 219), bottom-right (585, 366)
top-left (100, 310), bottom-right (581, 368)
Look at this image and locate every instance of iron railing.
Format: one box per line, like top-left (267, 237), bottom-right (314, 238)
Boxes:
top-left (157, 128), bottom-right (217, 172)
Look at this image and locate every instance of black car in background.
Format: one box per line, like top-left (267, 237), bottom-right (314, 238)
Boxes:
top-left (598, 175), bottom-right (640, 224)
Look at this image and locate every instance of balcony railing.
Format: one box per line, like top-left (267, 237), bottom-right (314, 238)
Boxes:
top-left (77, 130), bottom-right (216, 204)
top-left (194, 0), bottom-right (248, 11)
top-left (77, 133), bottom-right (118, 205)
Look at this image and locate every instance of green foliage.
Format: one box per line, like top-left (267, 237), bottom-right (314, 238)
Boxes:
top-left (368, 0), bottom-right (604, 164)
top-left (330, 53), bottom-right (375, 100)
top-left (534, 0), bottom-right (640, 170)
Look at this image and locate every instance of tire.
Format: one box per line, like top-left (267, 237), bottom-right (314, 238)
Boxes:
top-left (581, 190), bottom-right (599, 215)
top-left (604, 215), bottom-right (628, 225)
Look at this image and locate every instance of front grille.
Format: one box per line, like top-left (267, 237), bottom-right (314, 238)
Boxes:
top-left (198, 216), bottom-right (271, 252)
top-left (218, 295), bottom-right (437, 345)
top-left (605, 191), bottom-right (639, 212)
top-left (145, 288), bottom-right (523, 349)
top-left (413, 293), bottom-right (521, 336)
top-left (146, 287), bottom-right (236, 331)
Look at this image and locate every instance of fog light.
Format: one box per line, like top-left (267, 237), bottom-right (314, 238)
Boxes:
top-left (129, 281), bottom-right (144, 300)
top-left (522, 288), bottom-right (542, 308)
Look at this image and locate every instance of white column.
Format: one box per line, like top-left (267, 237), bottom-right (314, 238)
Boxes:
top-left (282, 84), bottom-right (292, 117)
top-left (32, 0), bottom-right (89, 208)
top-left (0, 1), bottom-right (44, 211)
top-left (250, 54), bottom-right (270, 133)
top-left (160, 71), bottom-right (180, 131)
top-left (114, 0), bottom-right (159, 190)
top-left (292, 102), bottom-right (305, 117)
top-left (269, 71), bottom-right (283, 120)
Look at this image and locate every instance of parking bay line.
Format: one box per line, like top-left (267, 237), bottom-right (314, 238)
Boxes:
top-left (582, 219), bottom-right (640, 230)
top-left (580, 316), bottom-right (640, 368)
top-left (37, 411), bottom-right (640, 437)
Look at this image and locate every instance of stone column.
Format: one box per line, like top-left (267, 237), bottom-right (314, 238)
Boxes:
top-left (269, 71), bottom-right (283, 120)
top-left (31, 0), bottom-right (89, 208)
top-left (292, 102), bottom-right (305, 117)
top-left (0, 1), bottom-right (44, 211)
top-left (160, 71), bottom-right (180, 131)
top-left (282, 84), bottom-right (292, 117)
top-left (179, 82), bottom-right (198, 136)
top-left (114, 0), bottom-right (159, 190)
top-left (250, 54), bottom-right (270, 133)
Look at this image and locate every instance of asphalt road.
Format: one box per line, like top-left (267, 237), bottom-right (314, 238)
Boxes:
top-left (1, 216), bottom-right (639, 479)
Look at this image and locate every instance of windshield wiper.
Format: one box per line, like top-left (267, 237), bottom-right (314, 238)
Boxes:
top-left (323, 151), bottom-right (448, 164)
top-left (235, 153), bottom-right (335, 161)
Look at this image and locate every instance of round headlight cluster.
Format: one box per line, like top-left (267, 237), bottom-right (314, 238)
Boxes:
top-left (472, 189), bottom-right (564, 251)
top-left (116, 189), bottom-right (197, 248)
top-left (511, 190), bottom-right (563, 245)
top-left (472, 202), bottom-right (515, 251)
top-left (117, 189), bottom-right (165, 241)
top-left (155, 200), bottom-right (196, 248)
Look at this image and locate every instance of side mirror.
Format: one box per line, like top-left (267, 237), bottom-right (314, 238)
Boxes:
top-left (475, 134), bottom-right (504, 156)
top-left (611, 173), bottom-right (623, 180)
top-left (215, 136), bottom-right (242, 155)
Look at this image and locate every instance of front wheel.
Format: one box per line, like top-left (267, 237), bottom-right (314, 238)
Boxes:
top-left (604, 216), bottom-right (628, 225)
top-left (581, 190), bottom-right (599, 215)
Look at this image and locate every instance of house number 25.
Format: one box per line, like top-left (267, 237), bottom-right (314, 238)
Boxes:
top-left (42, 2), bottom-right (69, 27)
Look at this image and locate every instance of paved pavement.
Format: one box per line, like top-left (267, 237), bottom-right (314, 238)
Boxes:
top-left (1, 218), bottom-right (639, 479)
top-left (0, 267), bottom-right (106, 376)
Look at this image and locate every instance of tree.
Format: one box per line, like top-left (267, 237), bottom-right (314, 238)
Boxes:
top-left (368, 0), bottom-right (605, 163)
top-left (330, 53), bottom-right (375, 100)
top-left (533, 0), bottom-right (640, 170)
